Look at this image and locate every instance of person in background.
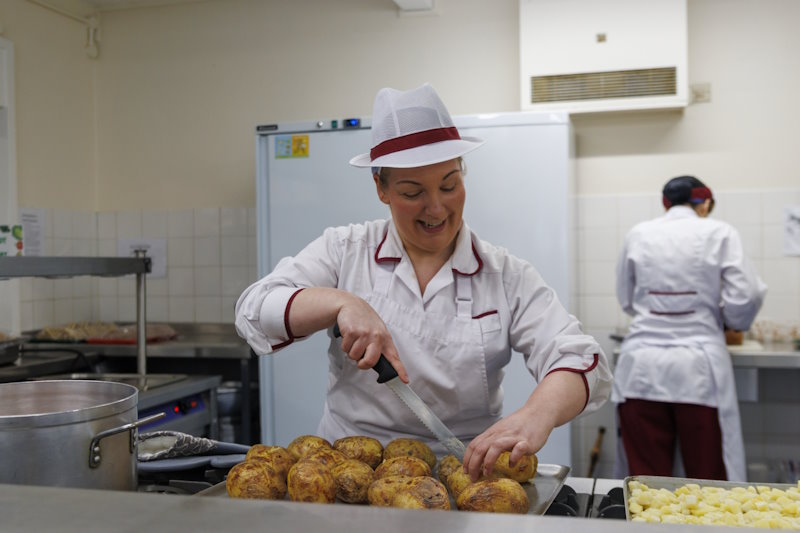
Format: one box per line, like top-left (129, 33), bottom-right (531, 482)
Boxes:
top-left (235, 83), bottom-right (612, 479)
top-left (613, 176), bottom-right (767, 481)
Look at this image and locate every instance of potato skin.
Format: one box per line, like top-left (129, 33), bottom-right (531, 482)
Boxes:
top-left (287, 460), bottom-right (336, 504)
top-left (445, 468), bottom-right (495, 499)
top-left (332, 459), bottom-right (374, 503)
top-left (245, 444), bottom-right (296, 480)
top-left (383, 438), bottom-right (436, 470)
top-left (436, 454), bottom-right (462, 484)
top-left (493, 451), bottom-right (537, 483)
top-left (287, 435), bottom-right (332, 461)
top-left (456, 477), bottom-right (530, 514)
top-left (391, 476), bottom-right (450, 510)
top-left (374, 456), bottom-right (432, 479)
top-left (367, 475), bottom-right (417, 507)
top-left (333, 436), bottom-right (384, 469)
top-left (303, 447), bottom-right (348, 469)
top-left (226, 460), bottom-right (287, 500)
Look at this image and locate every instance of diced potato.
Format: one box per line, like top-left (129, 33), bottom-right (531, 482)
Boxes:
top-left (627, 481), bottom-right (800, 528)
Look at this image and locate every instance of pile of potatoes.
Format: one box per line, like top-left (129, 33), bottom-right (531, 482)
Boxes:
top-left (226, 434), bottom-right (537, 514)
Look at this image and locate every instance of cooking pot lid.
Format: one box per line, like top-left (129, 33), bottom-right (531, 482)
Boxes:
top-left (0, 380), bottom-right (138, 429)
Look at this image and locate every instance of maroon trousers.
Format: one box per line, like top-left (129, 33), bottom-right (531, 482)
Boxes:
top-left (618, 399), bottom-right (727, 480)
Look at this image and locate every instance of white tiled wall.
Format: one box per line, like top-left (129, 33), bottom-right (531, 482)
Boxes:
top-left (17, 207), bottom-right (258, 332)
top-left (571, 187), bottom-right (800, 479)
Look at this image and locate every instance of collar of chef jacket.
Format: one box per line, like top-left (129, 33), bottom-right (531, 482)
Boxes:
top-left (374, 219), bottom-right (482, 277)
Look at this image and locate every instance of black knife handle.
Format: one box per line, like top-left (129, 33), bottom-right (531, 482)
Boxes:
top-left (333, 323), bottom-right (398, 384)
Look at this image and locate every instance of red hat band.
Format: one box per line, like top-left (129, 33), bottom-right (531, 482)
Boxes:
top-left (370, 126), bottom-right (461, 162)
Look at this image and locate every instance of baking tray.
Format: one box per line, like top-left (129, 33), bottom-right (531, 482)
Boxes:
top-left (195, 462), bottom-right (569, 515)
top-left (623, 475), bottom-right (798, 521)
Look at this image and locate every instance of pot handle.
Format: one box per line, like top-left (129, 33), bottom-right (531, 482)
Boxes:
top-left (89, 412), bottom-right (166, 468)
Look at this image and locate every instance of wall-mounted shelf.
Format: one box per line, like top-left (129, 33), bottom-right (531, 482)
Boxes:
top-left (0, 256), bottom-right (150, 279)
top-left (0, 255), bottom-right (152, 379)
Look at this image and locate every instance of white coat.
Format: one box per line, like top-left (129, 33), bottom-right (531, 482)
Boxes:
top-left (236, 219), bottom-right (612, 452)
top-left (613, 205), bottom-right (767, 481)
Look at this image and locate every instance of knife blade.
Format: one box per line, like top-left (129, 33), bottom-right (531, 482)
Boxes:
top-left (333, 324), bottom-right (467, 460)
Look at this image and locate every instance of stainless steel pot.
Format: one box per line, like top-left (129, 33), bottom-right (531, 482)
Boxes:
top-left (0, 380), bottom-right (163, 490)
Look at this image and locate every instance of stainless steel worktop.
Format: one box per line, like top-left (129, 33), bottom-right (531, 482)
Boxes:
top-left (21, 323), bottom-right (252, 360)
top-left (727, 341), bottom-right (800, 369)
top-left (0, 483), bottom-right (746, 533)
top-left (611, 337), bottom-right (800, 369)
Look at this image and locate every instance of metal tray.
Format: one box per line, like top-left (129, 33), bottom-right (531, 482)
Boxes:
top-left (623, 475), bottom-right (798, 521)
top-left (196, 462), bottom-right (570, 515)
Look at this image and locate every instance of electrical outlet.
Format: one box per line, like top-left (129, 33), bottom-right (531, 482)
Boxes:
top-left (691, 83), bottom-right (712, 104)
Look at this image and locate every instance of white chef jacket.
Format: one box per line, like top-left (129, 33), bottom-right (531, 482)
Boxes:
top-left (612, 205), bottom-right (766, 480)
top-left (236, 218), bottom-right (612, 448)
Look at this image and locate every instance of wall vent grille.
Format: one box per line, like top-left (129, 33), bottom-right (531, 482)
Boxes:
top-left (531, 67), bottom-right (677, 103)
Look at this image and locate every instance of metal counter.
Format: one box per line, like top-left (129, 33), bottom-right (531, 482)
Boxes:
top-left (0, 482), bottom-right (746, 533)
top-left (728, 341), bottom-right (800, 369)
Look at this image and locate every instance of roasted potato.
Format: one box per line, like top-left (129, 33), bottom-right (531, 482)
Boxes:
top-left (383, 438), bottom-right (436, 470)
top-left (287, 435), bottom-right (332, 461)
top-left (333, 436), bottom-right (384, 469)
top-left (436, 454), bottom-right (462, 483)
top-left (493, 451), bottom-right (537, 483)
top-left (245, 444), bottom-right (296, 479)
top-left (287, 460), bottom-right (336, 504)
top-left (368, 475), bottom-right (418, 507)
top-left (332, 459), bottom-right (374, 504)
top-left (226, 460), bottom-right (287, 500)
top-left (391, 476), bottom-right (450, 510)
top-left (374, 455), bottom-right (432, 479)
top-left (456, 477), bottom-right (529, 514)
top-left (444, 467), bottom-right (493, 499)
top-left (367, 475), bottom-right (449, 510)
top-left (303, 447), bottom-right (348, 469)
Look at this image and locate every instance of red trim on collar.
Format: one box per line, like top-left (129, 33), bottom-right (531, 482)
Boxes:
top-left (546, 354), bottom-right (599, 411)
top-left (370, 127), bottom-right (461, 161)
top-left (452, 243), bottom-right (483, 276)
top-left (374, 231), bottom-right (401, 264)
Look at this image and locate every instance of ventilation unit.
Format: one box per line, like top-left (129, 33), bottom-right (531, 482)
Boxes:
top-left (520, 0), bottom-right (688, 113)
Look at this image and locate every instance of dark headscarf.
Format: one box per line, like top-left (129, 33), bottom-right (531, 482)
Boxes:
top-left (662, 175), bottom-right (714, 212)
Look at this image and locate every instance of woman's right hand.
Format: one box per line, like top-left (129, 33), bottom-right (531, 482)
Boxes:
top-left (335, 299), bottom-right (409, 383)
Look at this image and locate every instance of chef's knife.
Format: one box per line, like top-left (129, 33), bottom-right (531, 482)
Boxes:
top-left (333, 324), bottom-right (467, 460)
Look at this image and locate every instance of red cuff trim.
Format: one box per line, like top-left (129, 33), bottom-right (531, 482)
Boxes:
top-left (274, 288), bottom-right (305, 349)
top-left (472, 310), bottom-right (498, 319)
top-left (546, 354), bottom-right (599, 411)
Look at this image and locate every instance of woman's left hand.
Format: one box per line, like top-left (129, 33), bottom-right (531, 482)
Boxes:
top-left (462, 370), bottom-right (587, 481)
top-left (462, 405), bottom-right (551, 481)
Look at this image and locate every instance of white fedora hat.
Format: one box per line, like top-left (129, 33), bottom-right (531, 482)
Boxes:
top-left (349, 83), bottom-right (484, 169)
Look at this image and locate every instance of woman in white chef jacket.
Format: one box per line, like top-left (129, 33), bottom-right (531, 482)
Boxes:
top-left (236, 83), bottom-right (612, 479)
top-left (613, 176), bottom-right (767, 481)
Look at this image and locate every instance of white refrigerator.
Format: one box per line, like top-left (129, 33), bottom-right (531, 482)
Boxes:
top-left (254, 111), bottom-right (577, 466)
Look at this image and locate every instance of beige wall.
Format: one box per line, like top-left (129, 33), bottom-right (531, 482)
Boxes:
top-left (93, 0), bottom-right (519, 210)
top-left (574, 0), bottom-right (800, 195)
top-left (0, 0), bottom-right (96, 210)
top-left (7, 0), bottom-right (799, 209)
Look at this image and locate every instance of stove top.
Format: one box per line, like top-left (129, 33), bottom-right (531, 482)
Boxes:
top-left (544, 477), bottom-right (626, 519)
